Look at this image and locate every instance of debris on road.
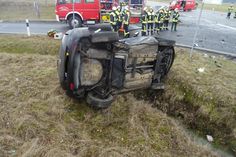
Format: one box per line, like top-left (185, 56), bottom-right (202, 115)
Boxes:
top-left (206, 135), bottom-right (214, 142)
top-left (204, 54), bottom-right (208, 58)
top-left (54, 32), bottom-right (63, 40)
top-left (214, 61), bottom-right (222, 68)
top-left (221, 39), bottom-right (225, 44)
top-left (47, 29), bottom-right (57, 38)
top-left (197, 67), bottom-right (205, 73)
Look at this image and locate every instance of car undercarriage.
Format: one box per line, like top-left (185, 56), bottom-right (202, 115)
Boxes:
top-left (57, 24), bottom-right (175, 109)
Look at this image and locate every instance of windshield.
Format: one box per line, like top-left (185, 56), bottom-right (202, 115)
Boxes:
top-left (57, 0), bottom-right (81, 4)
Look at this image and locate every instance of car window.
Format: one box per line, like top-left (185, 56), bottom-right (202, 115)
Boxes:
top-left (85, 0), bottom-right (94, 3)
top-left (58, 0), bottom-right (81, 4)
top-left (73, 0), bottom-right (81, 3)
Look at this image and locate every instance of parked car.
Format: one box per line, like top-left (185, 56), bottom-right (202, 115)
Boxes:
top-left (169, 0), bottom-right (196, 11)
top-left (57, 24), bottom-right (175, 109)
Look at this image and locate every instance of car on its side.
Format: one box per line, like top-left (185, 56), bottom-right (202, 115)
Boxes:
top-left (57, 24), bottom-right (175, 109)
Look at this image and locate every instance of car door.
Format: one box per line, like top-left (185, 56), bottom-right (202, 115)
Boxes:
top-left (80, 0), bottom-right (100, 22)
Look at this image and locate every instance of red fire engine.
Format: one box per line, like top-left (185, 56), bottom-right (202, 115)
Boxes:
top-left (55, 0), bottom-right (146, 28)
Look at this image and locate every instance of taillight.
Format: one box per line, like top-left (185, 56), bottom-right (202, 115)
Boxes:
top-left (70, 83), bottom-right (75, 90)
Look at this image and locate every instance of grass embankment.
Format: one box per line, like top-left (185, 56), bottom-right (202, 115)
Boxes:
top-left (136, 47), bottom-right (236, 154)
top-left (203, 3), bottom-right (233, 12)
top-left (0, 35), bottom-right (219, 156)
top-left (0, 0), bottom-right (55, 21)
top-left (0, 35), bottom-right (60, 55)
top-left (168, 49), bottom-right (236, 153)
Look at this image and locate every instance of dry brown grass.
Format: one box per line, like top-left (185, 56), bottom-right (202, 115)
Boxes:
top-left (0, 52), bottom-right (218, 157)
top-left (136, 47), bottom-right (236, 154)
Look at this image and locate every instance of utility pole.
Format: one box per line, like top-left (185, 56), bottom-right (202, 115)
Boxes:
top-left (190, 0), bottom-right (204, 59)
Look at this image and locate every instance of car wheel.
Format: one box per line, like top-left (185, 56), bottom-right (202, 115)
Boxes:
top-left (86, 92), bottom-right (114, 109)
top-left (68, 16), bottom-right (82, 29)
top-left (160, 47), bottom-right (175, 75)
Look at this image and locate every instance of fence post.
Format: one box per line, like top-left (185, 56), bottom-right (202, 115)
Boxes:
top-left (26, 19), bottom-right (31, 36)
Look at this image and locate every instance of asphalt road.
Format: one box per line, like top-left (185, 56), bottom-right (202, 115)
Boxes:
top-left (0, 1), bottom-right (236, 54)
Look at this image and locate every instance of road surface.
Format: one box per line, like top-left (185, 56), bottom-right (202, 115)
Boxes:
top-left (0, 1), bottom-right (236, 54)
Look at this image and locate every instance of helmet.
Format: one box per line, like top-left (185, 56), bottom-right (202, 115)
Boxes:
top-left (149, 7), bottom-right (153, 12)
top-left (112, 6), bottom-right (117, 11)
top-left (47, 29), bottom-right (57, 38)
top-left (117, 6), bottom-right (120, 10)
top-left (124, 6), bottom-right (129, 10)
top-left (143, 7), bottom-right (147, 11)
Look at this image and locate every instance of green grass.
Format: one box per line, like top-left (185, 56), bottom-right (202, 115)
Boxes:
top-left (202, 3), bottom-right (234, 12)
top-left (0, 35), bottom-right (60, 55)
top-left (0, 0), bottom-right (55, 20)
top-left (0, 35), bottom-right (221, 156)
top-left (136, 47), bottom-right (236, 154)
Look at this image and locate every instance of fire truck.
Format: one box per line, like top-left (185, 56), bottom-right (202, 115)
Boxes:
top-left (55, 0), bottom-right (146, 28)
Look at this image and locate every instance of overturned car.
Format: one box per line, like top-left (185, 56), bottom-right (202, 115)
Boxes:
top-left (57, 24), bottom-right (175, 109)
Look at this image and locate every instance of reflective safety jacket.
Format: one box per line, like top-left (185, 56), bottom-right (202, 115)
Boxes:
top-left (228, 6), bottom-right (233, 13)
top-left (172, 11), bottom-right (180, 23)
top-left (159, 11), bottom-right (164, 22)
top-left (147, 11), bottom-right (155, 23)
top-left (110, 11), bottom-right (117, 25)
top-left (164, 10), bottom-right (171, 20)
top-left (155, 11), bottom-right (164, 23)
top-left (115, 10), bottom-right (122, 22)
top-left (141, 11), bottom-right (148, 24)
top-left (123, 10), bottom-right (130, 25)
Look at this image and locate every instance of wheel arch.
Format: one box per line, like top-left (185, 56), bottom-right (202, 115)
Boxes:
top-left (65, 11), bottom-right (83, 21)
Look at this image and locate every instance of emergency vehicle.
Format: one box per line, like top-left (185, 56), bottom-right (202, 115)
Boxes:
top-left (169, 0), bottom-right (196, 11)
top-left (55, 0), bottom-right (146, 28)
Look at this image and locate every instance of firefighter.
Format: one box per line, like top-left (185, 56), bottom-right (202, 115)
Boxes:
top-left (116, 6), bottom-right (122, 30)
top-left (171, 8), bottom-right (180, 31)
top-left (163, 8), bottom-right (171, 30)
top-left (147, 7), bottom-right (155, 35)
top-left (227, 5), bottom-right (233, 19)
top-left (154, 10), bottom-right (160, 34)
top-left (123, 6), bottom-right (130, 38)
top-left (141, 7), bottom-right (148, 36)
top-left (110, 6), bottom-right (118, 31)
top-left (159, 9), bottom-right (164, 31)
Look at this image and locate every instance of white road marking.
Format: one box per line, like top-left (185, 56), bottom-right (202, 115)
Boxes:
top-left (216, 24), bottom-right (236, 31)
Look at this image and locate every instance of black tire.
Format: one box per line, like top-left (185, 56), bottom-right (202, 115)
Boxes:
top-left (160, 46), bottom-right (175, 75)
top-left (155, 37), bottom-right (175, 46)
top-left (68, 15), bottom-right (82, 29)
top-left (86, 92), bottom-right (114, 109)
top-left (88, 23), bottom-right (112, 32)
top-left (58, 45), bottom-right (67, 90)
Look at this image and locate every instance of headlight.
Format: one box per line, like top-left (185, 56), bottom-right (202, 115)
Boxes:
top-left (80, 59), bottom-right (103, 86)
